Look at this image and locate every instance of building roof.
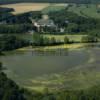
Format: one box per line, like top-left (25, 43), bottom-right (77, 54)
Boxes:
top-left (37, 19), bottom-right (55, 27)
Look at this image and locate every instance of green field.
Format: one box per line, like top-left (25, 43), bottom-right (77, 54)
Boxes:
top-left (42, 4), bottom-right (67, 14)
top-left (15, 34), bottom-right (86, 42)
top-left (68, 4), bottom-right (100, 19)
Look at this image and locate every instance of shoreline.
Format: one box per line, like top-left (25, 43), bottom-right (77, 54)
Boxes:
top-left (16, 43), bottom-right (86, 51)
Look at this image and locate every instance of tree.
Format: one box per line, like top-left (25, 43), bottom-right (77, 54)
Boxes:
top-left (0, 35), bottom-right (29, 51)
top-left (0, 62), bottom-right (2, 71)
top-left (43, 37), bottom-right (50, 46)
top-left (64, 36), bottom-right (70, 44)
top-left (50, 37), bottom-right (57, 45)
top-left (66, 23), bottom-right (79, 33)
top-left (81, 35), bottom-right (98, 43)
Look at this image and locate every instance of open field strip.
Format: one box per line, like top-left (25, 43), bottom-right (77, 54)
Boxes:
top-left (16, 43), bottom-right (85, 51)
top-left (16, 34), bottom-right (87, 51)
top-left (43, 34), bottom-right (86, 42)
top-left (0, 3), bottom-right (50, 14)
top-left (16, 34), bottom-right (85, 42)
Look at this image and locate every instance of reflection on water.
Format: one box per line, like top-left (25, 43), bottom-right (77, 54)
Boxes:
top-left (84, 43), bottom-right (100, 48)
top-left (0, 45), bottom-right (100, 89)
top-left (32, 48), bottom-right (69, 56)
top-left (0, 48), bottom-right (89, 78)
top-left (1, 47), bottom-right (100, 89)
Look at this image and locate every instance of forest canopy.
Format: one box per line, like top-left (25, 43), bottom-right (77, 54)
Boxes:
top-left (0, 0), bottom-right (100, 4)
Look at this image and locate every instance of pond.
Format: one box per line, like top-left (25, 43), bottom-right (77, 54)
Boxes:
top-left (0, 47), bottom-right (100, 91)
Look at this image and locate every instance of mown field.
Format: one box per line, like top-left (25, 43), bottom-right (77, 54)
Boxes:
top-left (68, 4), bottom-right (100, 19)
top-left (0, 3), bottom-right (50, 14)
top-left (0, 3), bottom-right (68, 14)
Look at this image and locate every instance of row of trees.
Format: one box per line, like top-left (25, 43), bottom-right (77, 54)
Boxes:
top-left (0, 35), bottom-right (30, 51)
top-left (81, 35), bottom-right (98, 43)
top-left (0, 0), bottom-right (100, 4)
top-left (33, 34), bottom-right (98, 46)
top-left (0, 12), bottom-right (13, 22)
top-left (0, 24), bottom-right (33, 33)
top-left (0, 9), bottom-right (42, 24)
top-left (0, 7), bottom-right (14, 13)
top-left (0, 11), bottom-right (42, 34)
top-left (33, 34), bottom-right (70, 46)
top-left (0, 34), bottom-right (97, 52)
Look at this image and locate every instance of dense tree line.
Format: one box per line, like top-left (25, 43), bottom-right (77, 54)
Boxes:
top-left (0, 7), bottom-right (14, 21)
top-left (33, 34), bottom-right (98, 46)
top-left (0, 35), bottom-right (30, 51)
top-left (81, 35), bottom-right (98, 43)
top-left (7, 13), bottom-right (31, 24)
top-left (6, 11), bottom-right (42, 24)
top-left (0, 11), bottom-right (42, 33)
top-left (0, 13), bottom-right (13, 22)
top-left (33, 34), bottom-right (61, 46)
top-left (0, 10), bottom-right (41, 23)
top-left (0, 7), bottom-right (14, 13)
top-left (0, 0), bottom-right (100, 4)
top-left (30, 11), bottom-right (42, 20)
top-left (0, 24), bottom-right (33, 33)
top-left (33, 34), bottom-right (70, 46)
top-left (0, 10), bottom-right (29, 23)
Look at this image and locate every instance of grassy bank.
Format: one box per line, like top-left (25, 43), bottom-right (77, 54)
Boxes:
top-left (16, 43), bottom-right (85, 51)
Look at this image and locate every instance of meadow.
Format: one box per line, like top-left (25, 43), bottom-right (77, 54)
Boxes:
top-left (68, 4), bottom-right (100, 19)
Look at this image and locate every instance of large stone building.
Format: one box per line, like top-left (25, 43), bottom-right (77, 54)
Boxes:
top-left (31, 15), bottom-right (57, 32)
